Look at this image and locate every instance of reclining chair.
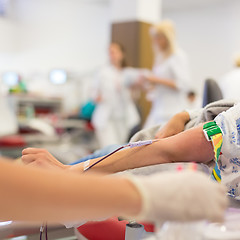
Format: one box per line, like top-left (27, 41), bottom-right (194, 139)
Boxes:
top-left (202, 78), bottom-right (223, 107)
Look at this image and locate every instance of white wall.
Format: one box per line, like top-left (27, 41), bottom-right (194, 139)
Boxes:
top-left (3, 0), bottom-right (239, 107)
top-left (0, 0), bottom-right (111, 111)
top-left (163, 0), bottom-right (240, 94)
top-left (110, 0), bottom-right (161, 23)
top-left (0, 0), bottom-right (111, 78)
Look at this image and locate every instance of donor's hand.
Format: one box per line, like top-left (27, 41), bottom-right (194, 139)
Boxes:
top-left (22, 148), bottom-right (69, 171)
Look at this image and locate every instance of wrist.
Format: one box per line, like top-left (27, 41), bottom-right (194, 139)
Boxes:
top-left (68, 163), bottom-right (84, 173)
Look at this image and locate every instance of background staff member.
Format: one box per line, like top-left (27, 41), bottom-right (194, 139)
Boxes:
top-left (141, 20), bottom-right (191, 128)
top-left (91, 42), bottom-right (140, 147)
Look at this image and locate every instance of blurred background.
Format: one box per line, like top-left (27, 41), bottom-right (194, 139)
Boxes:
top-left (0, 0), bottom-right (240, 238)
top-left (0, 0), bottom-right (239, 97)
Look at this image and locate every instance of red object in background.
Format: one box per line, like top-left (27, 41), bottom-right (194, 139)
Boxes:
top-left (0, 135), bottom-right (26, 147)
top-left (86, 121), bottom-right (94, 131)
top-left (77, 217), bottom-right (154, 240)
top-left (34, 107), bottom-right (53, 115)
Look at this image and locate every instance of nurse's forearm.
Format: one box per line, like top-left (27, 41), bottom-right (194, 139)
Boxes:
top-left (0, 160), bottom-right (141, 222)
top-left (147, 76), bottom-right (177, 89)
top-left (70, 125), bottom-right (214, 174)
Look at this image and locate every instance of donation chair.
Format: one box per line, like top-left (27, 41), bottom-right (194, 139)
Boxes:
top-left (202, 78), bottom-right (223, 107)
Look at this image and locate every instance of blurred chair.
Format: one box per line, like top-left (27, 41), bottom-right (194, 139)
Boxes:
top-left (202, 78), bottom-right (223, 107)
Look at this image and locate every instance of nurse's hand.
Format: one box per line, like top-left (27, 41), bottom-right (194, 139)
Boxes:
top-left (155, 111), bottom-right (190, 139)
top-left (22, 148), bottom-right (69, 171)
top-left (137, 74), bottom-right (148, 85)
top-left (127, 171), bottom-right (228, 223)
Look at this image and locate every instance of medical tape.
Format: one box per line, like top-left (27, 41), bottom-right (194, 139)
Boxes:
top-left (83, 160), bottom-right (90, 171)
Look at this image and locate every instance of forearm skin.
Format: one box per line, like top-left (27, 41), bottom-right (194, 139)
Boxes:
top-left (70, 125), bottom-right (214, 174)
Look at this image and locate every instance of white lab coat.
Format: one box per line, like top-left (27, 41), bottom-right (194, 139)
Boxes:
top-left (144, 49), bottom-right (191, 128)
top-left (219, 68), bottom-right (240, 100)
top-left (91, 65), bottom-right (140, 147)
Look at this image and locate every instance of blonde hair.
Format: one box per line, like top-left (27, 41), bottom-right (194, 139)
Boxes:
top-left (150, 20), bottom-right (176, 57)
top-left (235, 55), bottom-right (240, 67)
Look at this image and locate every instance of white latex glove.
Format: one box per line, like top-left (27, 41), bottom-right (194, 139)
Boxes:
top-left (127, 171), bottom-right (227, 223)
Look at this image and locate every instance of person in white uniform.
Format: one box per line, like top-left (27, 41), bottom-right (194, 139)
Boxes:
top-left (91, 42), bottom-right (140, 147)
top-left (142, 20), bottom-right (191, 128)
top-left (219, 55), bottom-right (240, 100)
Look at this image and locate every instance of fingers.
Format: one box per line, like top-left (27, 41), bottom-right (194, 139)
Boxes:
top-left (208, 201), bottom-right (227, 223)
top-left (154, 132), bottom-right (161, 139)
top-left (21, 153), bottom-right (56, 169)
top-left (22, 148), bottom-right (55, 163)
top-left (208, 210), bottom-right (225, 223)
top-left (174, 172), bottom-right (228, 223)
top-left (21, 153), bottom-right (46, 164)
top-left (22, 148), bottom-right (48, 155)
top-left (205, 184), bottom-right (228, 223)
top-left (21, 147), bottom-right (66, 171)
top-left (129, 171), bottom-right (228, 224)
top-left (154, 127), bottom-right (175, 139)
top-left (22, 148), bottom-right (53, 165)
top-left (154, 129), bottom-right (165, 139)
top-left (217, 185), bottom-right (228, 211)
top-left (155, 133), bottom-right (165, 139)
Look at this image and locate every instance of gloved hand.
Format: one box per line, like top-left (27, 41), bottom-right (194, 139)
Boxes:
top-left (127, 171), bottom-right (228, 223)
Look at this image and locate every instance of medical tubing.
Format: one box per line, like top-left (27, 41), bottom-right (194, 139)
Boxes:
top-left (84, 145), bottom-right (125, 172)
top-left (84, 140), bottom-right (158, 172)
top-left (45, 224), bottom-right (48, 240)
top-left (40, 224), bottom-right (44, 240)
top-left (39, 223), bottom-right (48, 240)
